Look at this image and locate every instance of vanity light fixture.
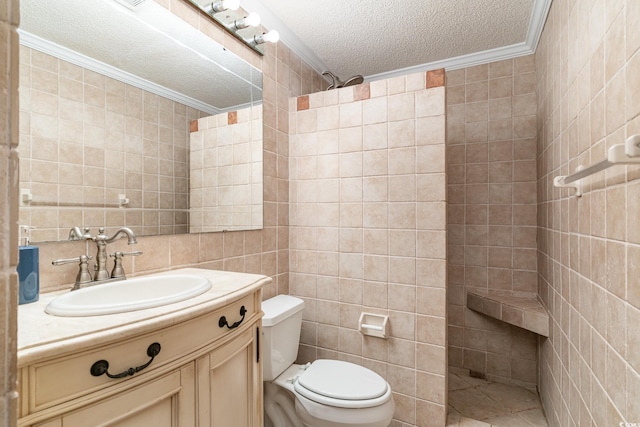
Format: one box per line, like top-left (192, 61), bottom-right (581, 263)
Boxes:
top-left (253, 29), bottom-right (279, 45)
top-left (233, 11), bottom-right (260, 29)
top-left (187, 0), bottom-right (279, 54)
top-left (205, 0), bottom-right (240, 14)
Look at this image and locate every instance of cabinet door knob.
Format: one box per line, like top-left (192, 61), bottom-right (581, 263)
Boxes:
top-left (218, 305), bottom-right (247, 329)
top-left (90, 342), bottom-right (161, 379)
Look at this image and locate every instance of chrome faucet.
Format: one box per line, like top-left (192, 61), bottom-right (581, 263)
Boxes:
top-left (54, 226), bottom-right (141, 289)
top-left (68, 226), bottom-right (92, 241)
top-left (92, 227), bottom-right (138, 281)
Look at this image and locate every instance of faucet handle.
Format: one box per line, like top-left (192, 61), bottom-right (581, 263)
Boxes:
top-left (52, 255), bottom-right (93, 265)
top-left (52, 255), bottom-right (94, 290)
top-left (110, 251), bottom-right (142, 258)
top-left (109, 251), bottom-right (142, 279)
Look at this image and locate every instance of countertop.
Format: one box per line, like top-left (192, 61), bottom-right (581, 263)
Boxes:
top-left (18, 268), bottom-right (271, 366)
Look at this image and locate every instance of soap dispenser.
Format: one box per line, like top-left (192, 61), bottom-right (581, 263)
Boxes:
top-left (17, 226), bottom-right (39, 305)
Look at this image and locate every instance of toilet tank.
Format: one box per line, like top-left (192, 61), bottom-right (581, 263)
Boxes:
top-left (261, 295), bottom-right (305, 381)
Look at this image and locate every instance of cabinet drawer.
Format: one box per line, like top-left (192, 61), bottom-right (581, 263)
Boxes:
top-left (26, 292), bottom-right (257, 414)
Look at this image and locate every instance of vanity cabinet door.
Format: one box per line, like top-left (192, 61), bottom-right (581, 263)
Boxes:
top-left (197, 325), bottom-right (262, 427)
top-left (62, 363), bottom-right (194, 427)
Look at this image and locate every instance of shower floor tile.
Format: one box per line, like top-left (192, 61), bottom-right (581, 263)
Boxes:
top-left (446, 373), bottom-right (548, 427)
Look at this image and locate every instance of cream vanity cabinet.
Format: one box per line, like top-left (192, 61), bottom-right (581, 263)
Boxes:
top-left (17, 271), bottom-right (267, 427)
top-left (196, 326), bottom-right (261, 426)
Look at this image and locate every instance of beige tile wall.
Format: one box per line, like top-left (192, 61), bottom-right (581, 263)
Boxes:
top-left (25, 0), bottom-right (327, 305)
top-left (11, 2), bottom-right (640, 427)
top-left (1, 0), bottom-right (20, 425)
top-left (536, 0), bottom-right (640, 425)
top-left (289, 73), bottom-right (448, 427)
top-left (190, 105), bottom-right (263, 232)
top-left (18, 46), bottom-right (199, 241)
top-left (446, 56), bottom-right (539, 388)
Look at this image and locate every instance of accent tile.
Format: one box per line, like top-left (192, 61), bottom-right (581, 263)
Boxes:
top-left (426, 68), bottom-right (446, 88)
top-left (354, 82), bottom-right (370, 101)
top-left (297, 95), bottom-right (309, 111)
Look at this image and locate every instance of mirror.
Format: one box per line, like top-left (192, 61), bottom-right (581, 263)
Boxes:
top-left (18, 0), bottom-right (263, 242)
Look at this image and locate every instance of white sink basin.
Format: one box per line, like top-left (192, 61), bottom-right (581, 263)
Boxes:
top-left (45, 274), bottom-right (212, 317)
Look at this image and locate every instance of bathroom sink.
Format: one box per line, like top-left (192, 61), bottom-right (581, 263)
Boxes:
top-left (45, 274), bottom-right (212, 317)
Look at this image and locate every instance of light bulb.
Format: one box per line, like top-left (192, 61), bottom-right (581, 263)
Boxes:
top-left (243, 12), bottom-right (261, 27)
top-left (222, 0), bottom-right (240, 10)
top-left (207, 0), bottom-right (240, 14)
top-left (235, 12), bottom-right (260, 29)
top-left (254, 29), bottom-right (279, 44)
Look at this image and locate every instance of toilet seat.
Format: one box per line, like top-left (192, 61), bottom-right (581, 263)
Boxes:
top-left (268, 362), bottom-right (395, 427)
top-left (294, 360), bottom-right (391, 409)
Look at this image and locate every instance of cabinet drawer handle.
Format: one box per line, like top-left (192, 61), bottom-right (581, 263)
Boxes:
top-left (218, 305), bottom-right (247, 329)
top-left (90, 342), bottom-right (161, 379)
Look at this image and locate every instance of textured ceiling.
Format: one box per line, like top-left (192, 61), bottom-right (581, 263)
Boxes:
top-left (244, 0), bottom-right (543, 80)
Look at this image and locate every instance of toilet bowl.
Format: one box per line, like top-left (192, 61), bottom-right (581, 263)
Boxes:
top-left (262, 295), bottom-right (395, 427)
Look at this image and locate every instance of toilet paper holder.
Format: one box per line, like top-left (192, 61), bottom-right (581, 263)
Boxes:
top-left (358, 312), bottom-right (389, 339)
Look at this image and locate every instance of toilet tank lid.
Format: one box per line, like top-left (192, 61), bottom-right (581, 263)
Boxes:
top-left (262, 295), bottom-right (305, 327)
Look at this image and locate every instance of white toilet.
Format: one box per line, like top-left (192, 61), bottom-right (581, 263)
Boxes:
top-left (262, 295), bottom-right (395, 427)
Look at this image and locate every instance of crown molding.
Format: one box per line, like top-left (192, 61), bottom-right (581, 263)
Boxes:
top-left (18, 30), bottom-right (222, 115)
top-left (365, 42), bottom-right (534, 81)
top-left (365, 0), bottom-right (552, 81)
top-left (245, 0), bottom-right (551, 82)
top-left (525, 0), bottom-right (553, 51)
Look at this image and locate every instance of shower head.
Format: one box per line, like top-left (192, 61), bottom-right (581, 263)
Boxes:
top-left (322, 71), bottom-right (364, 90)
top-left (342, 75), bottom-right (364, 87)
top-left (322, 71), bottom-right (339, 89)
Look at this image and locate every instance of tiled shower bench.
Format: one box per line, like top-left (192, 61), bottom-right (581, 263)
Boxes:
top-left (466, 289), bottom-right (549, 337)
